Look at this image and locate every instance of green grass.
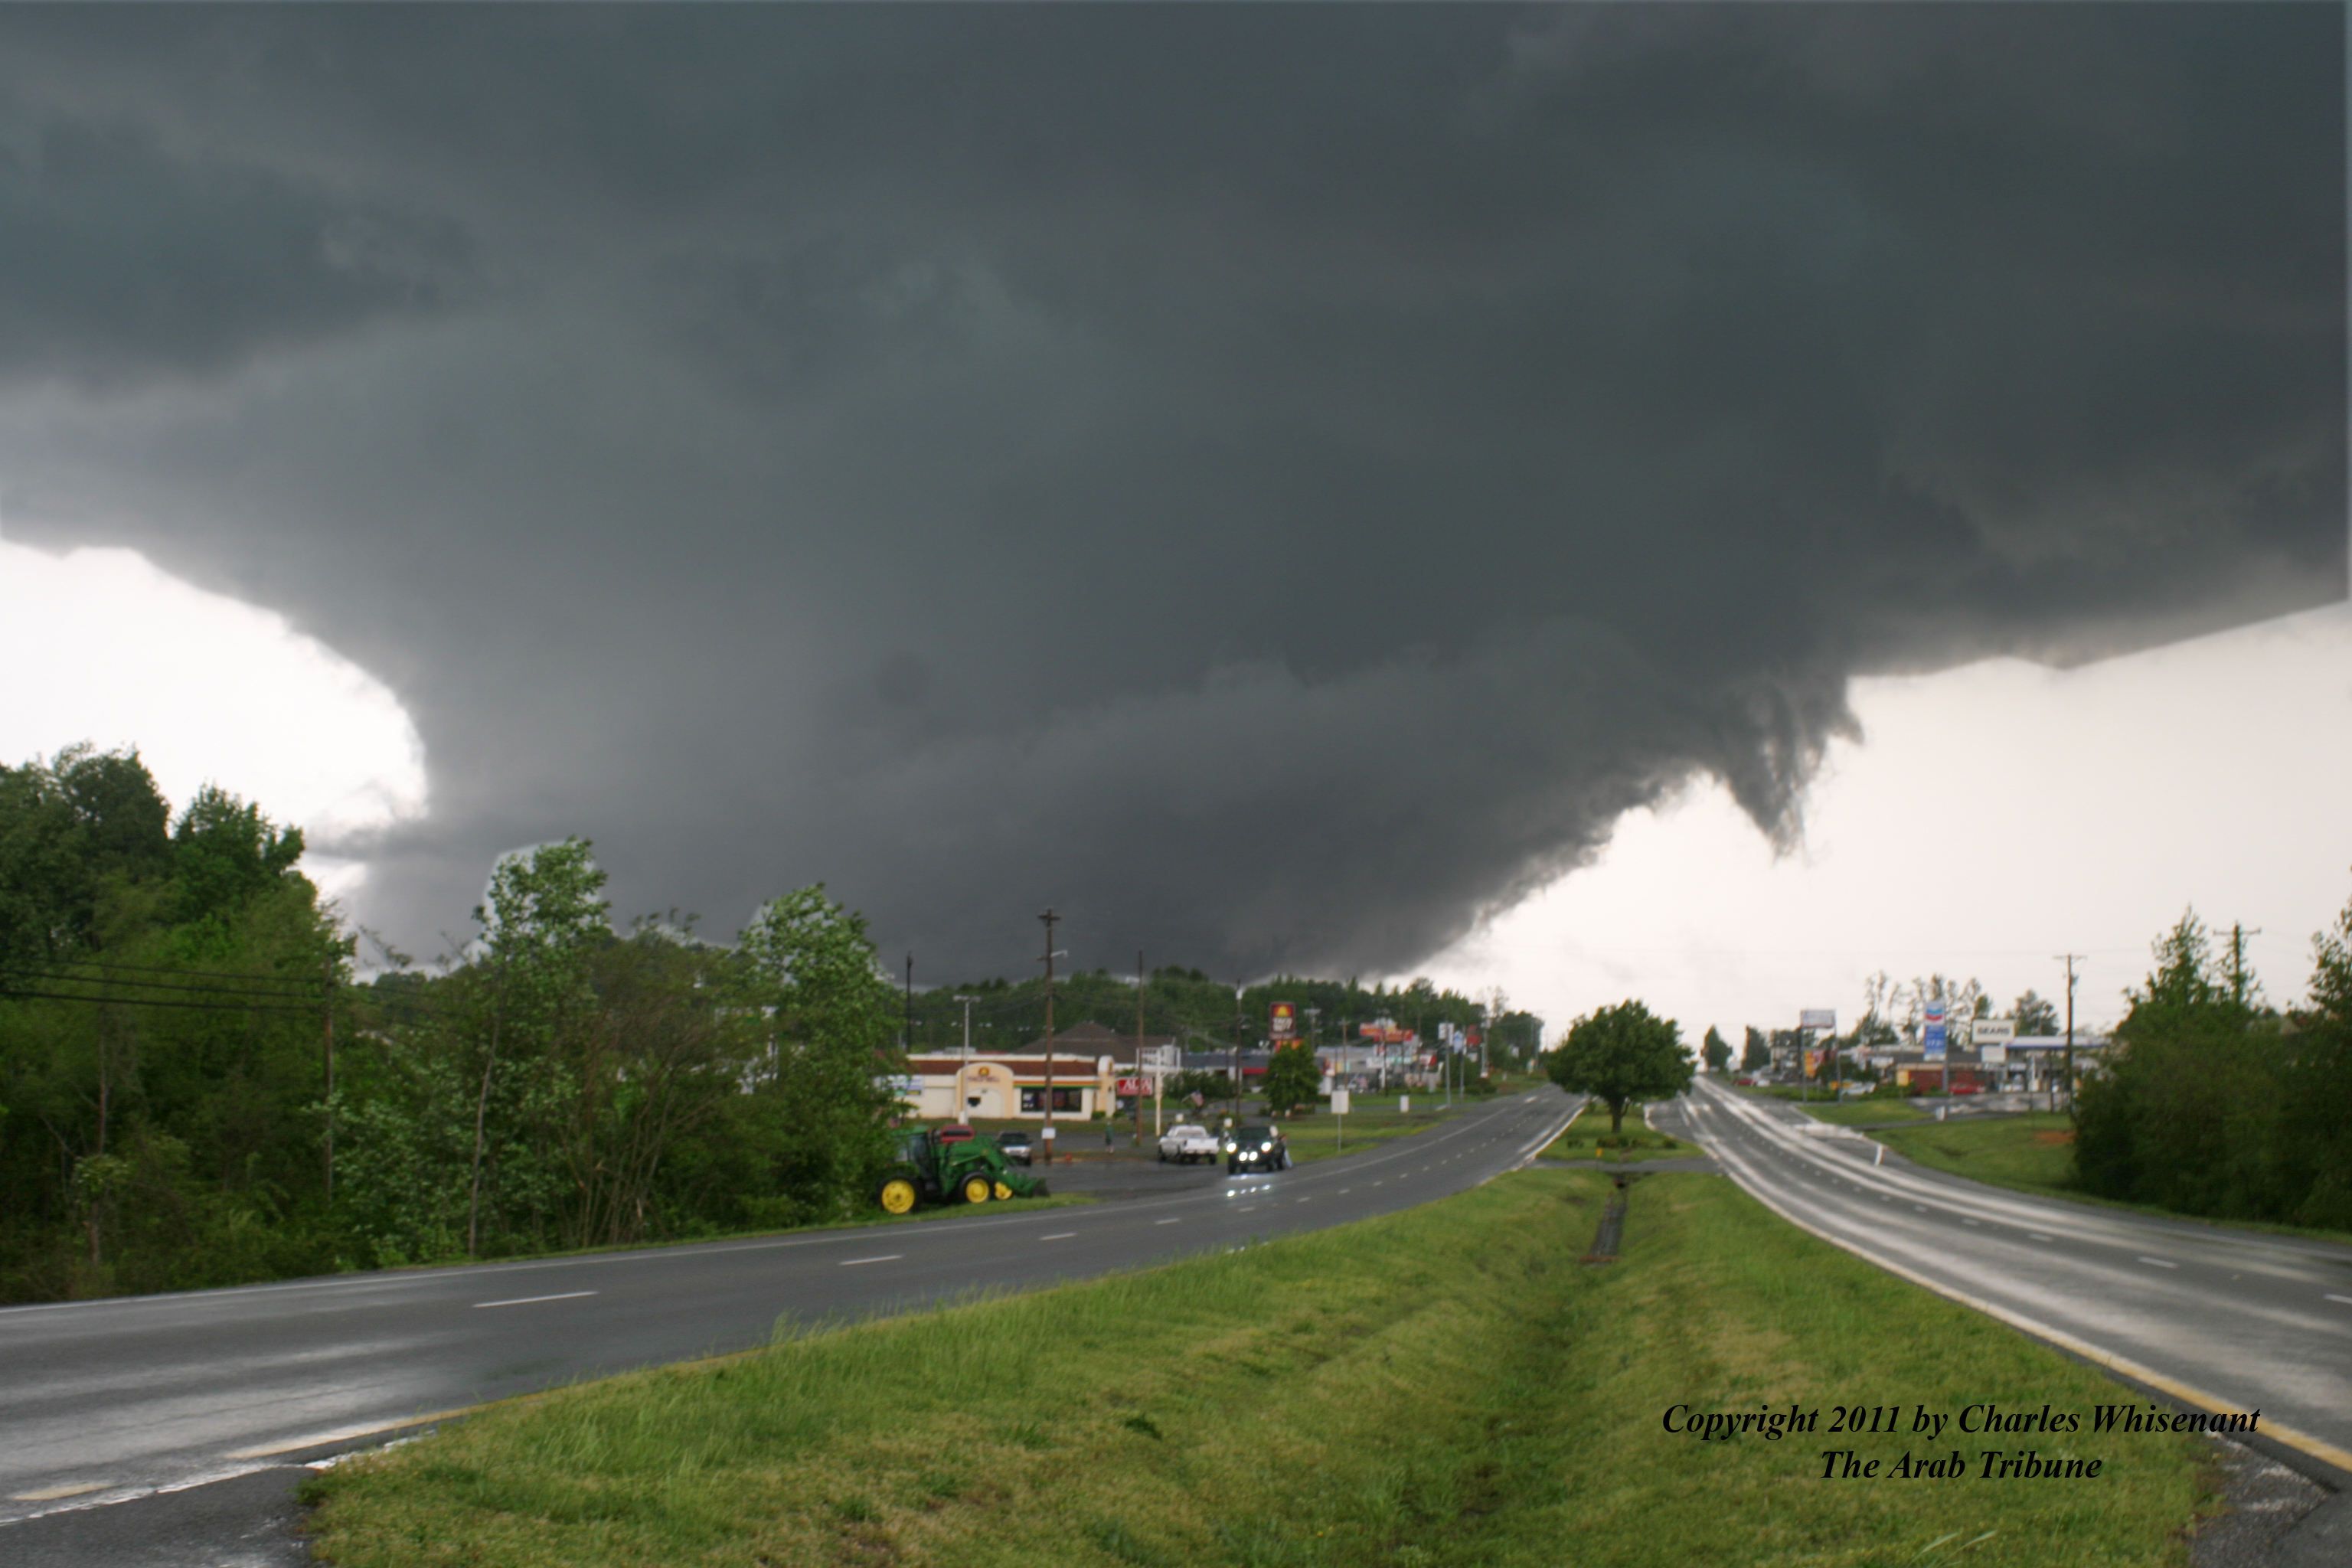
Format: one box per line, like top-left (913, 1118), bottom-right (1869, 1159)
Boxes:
top-left (1871, 1113), bottom-right (2079, 1191)
top-left (1868, 1116), bottom-right (2352, 1248)
top-left (1798, 1099), bottom-right (1932, 1128)
top-left (307, 1168), bottom-right (2209, 1568)
top-left (1273, 1093), bottom-right (1478, 1165)
top-left (1533, 1099), bottom-right (1698, 1163)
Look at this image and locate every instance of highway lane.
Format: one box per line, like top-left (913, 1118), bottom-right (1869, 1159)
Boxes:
top-left (0, 1086), bottom-right (1579, 1530)
top-left (1668, 1077), bottom-right (2352, 1477)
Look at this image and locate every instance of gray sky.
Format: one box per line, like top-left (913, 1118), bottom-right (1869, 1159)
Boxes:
top-left (0, 5), bottom-right (2341, 981)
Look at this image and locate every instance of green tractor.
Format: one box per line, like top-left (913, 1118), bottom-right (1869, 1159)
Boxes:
top-left (876, 1127), bottom-right (1050, 1215)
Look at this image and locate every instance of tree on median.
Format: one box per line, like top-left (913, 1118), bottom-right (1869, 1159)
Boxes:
top-left (1545, 1000), bottom-right (1693, 1135)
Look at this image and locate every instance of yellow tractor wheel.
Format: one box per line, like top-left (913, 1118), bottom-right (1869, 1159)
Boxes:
top-left (962, 1173), bottom-right (993, 1204)
top-left (994, 1181), bottom-right (1014, 1200)
top-left (877, 1177), bottom-right (919, 1216)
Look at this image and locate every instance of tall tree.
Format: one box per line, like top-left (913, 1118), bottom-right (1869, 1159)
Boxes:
top-left (733, 886), bottom-right (903, 1221)
top-left (1700, 1026), bottom-right (1731, 1074)
top-left (1545, 1001), bottom-right (1693, 1134)
top-left (1260, 1040), bottom-right (1319, 1116)
top-left (2011, 990), bottom-right (2060, 1036)
top-left (466, 838), bottom-right (610, 1255)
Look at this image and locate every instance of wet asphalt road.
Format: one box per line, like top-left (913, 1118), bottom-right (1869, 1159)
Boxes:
top-left (0, 1089), bottom-right (1578, 1563)
top-left (1670, 1078), bottom-right (2352, 1481)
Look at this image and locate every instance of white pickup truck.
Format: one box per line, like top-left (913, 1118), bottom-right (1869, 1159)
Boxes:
top-left (1158, 1123), bottom-right (1220, 1164)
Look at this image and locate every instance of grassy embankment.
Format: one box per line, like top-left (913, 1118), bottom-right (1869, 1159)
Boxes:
top-left (1870, 1112), bottom-right (2080, 1192)
top-left (307, 1168), bottom-right (2209, 1568)
top-left (1795, 1099), bottom-right (1932, 1128)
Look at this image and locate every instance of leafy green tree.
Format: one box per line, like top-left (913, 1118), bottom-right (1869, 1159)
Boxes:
top-left (2278, 882), bottom-right (2352, 1228)
top-left (463, 838), bottom-right (611, 1255)
top-left (1700, 1026), bottom-right (1731, 1074)
top-left (2074, 910), bottom-right (2287, 1219)
top-left (2011, 990), bottom-right (2060, 1036)
top-left (732, 885), bottom-right (903, 1223)
top-left (1261, 1040), bottom-right (1319, 1116)
top-left (1545, 1001), bottom-right (1693, 1134)
top-left (1740, 1027), bottom-right (1769, 1073)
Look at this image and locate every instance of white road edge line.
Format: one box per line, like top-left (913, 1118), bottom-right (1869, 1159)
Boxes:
top-left (472, 1290), bottom-right (597, 1309)
top-left (838, 1256), bottom-right (902, 1266)
top-left (2138, 1257), bottom-right (2180, 1269)
top-left (1687, 1081), bottom-right (2352, 1478)
top-left (1040, 1233), bottom-right (1077, 1240)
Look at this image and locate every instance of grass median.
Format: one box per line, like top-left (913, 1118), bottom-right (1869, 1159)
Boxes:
top-left (307, 1167), bottom-right (2210, 1568)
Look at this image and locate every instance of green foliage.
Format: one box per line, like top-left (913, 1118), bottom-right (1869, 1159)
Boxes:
top-left (0, 746), bottom-right (345, 1300)
top-left (899, 966), bottom-right (1522, 1063)
top-left (1740, 1026), bottom-right (1769, 1073)
top-left (1700, 1026), bottom-right (1731, 1073)
top-left (2012, 989), bottom-right (2061, 1037)
top-left (1544, 1000), bottom-right (1693, 1133)
top-left (1259, 1040), bottom-right (1319, 1116)
top-left (2070, 903), bottom-right (2352, 1230)
top-left (0, 745), bottom-right (926, 1300)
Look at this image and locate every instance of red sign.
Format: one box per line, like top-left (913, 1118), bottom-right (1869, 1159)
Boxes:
top-left (1270, 1001), bottom-right (1295, 1039)
top-left (1116, 1078), bottom-right (1147, 1096)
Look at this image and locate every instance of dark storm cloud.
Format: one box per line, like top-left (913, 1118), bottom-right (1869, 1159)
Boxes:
top-left (0, 114), bottom-right (467, 389)
top-left (0, 5), bottom-right (2338, 979)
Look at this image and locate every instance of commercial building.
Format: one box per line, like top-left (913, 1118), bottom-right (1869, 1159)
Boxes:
top-left (900, 1021), bottom-right (1179, 1122)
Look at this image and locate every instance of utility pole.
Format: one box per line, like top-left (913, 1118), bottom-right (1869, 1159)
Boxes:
top-left (1040, 910), bottom-right (1060, 1164)
top-left (1231, 983), bottom-right (1245, 1129)
top-left (2226, 925), bottom-right (2262, 1008)
top-left (955, 994), bottom-right (978, 1123)
top-left (903, 954), bottom-right (914, 1053)
top-left (2056, 953), bottom-right (2084, 1113)
top-left (1134, 949), bottom-right (1146, 1145)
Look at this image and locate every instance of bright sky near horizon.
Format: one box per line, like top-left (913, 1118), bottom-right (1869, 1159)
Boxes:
top-left (0, 533), bottom-right (426, 906)
top-left (1423, 599), bottom-right (2352, 1044)
top-left (4, 534), bottom-right (2344, 1039)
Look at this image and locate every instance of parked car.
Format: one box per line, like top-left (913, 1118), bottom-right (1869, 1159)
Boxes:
top-left (1226, 1125), bottom-right (1291, 1174)
top-left (1158, 1123), bottom-right (1219, 1164)
top-left (936, 1123), bottom-right (977, 1144)
top-left (995, 1130), bottom-right (1033, 1165)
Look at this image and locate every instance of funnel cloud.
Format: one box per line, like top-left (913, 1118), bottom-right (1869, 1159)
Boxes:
top-left (0, 5), bottom-right (2338, 977)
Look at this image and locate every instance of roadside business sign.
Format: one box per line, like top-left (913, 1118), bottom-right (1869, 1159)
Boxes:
top-left (1922, 999), bottom-right (1948, 1060)
top-left (1798, 1008), bottom-right (1836, 1031)
top-left (1270, 1001), bottom-right (1296, 1040)
top-left (1116, 1077), bottom-right (1146, 1096)
top-left (1971, 1018), bottom-right (2016, 1047)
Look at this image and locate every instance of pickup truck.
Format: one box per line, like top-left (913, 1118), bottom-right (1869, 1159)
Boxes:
top-left (1158, 1123), bottom-right (1219, 1164)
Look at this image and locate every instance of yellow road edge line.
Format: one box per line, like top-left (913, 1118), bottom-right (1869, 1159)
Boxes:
top-left (224, 1406), bottom-right (483, 1460)
top-left (9, 1481), bottom-right (109, 1501)
top-left (1701, 1130), bottom-right (2352, 1479)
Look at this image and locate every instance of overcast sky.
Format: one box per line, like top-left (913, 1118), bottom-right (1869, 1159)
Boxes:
top-left (0, 5), bottom-right (2341, 993)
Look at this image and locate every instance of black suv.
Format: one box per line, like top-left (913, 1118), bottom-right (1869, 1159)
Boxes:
top-left (1226, 1125), bottom-right (1291, 1174)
